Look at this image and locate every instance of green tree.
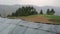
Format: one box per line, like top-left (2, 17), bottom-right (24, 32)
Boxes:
top-left (46, 9), bottom-right (50, 15)
top-left (7, 15), bottom-right (11, 17)
top-left (40, 9), bottom-right (43, 14)
top-left (0, 14), bottom-right (1, 16)
top-left (50, 9), bottom-right (55, 15)
top-left (46, 9), bottom-right (55, 15)
top-left (12, 6), bottom-right (38, 16)
top-left (12, 13), bottom-right (15, 16)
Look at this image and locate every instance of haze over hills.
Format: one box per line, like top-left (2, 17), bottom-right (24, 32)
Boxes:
top-left (0, 5), bottom-right (60, 17)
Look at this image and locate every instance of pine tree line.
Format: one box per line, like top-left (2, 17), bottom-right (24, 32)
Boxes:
top-left (8, 6), bottom-right (55, 17)
top-left (40, 9), bottom-right (55, 15)
top-left (11, 6), bottom-right (38, 16)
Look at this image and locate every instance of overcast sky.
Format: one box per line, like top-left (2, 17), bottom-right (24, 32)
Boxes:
top-left (0, 0), bottom-right (60, 6)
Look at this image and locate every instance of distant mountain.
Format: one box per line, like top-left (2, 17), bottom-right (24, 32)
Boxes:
top-left (0, 5), bottom-right (60, 17)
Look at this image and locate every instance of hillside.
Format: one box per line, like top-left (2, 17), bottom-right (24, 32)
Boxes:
top-left (11, 15), bottom-right (60, 24)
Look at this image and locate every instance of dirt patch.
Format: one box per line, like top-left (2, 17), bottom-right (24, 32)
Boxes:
top-left (20, 16), bottom-right (53, 23)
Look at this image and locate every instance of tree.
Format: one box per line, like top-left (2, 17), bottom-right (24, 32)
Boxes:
top-left (29, 8), bottom-right (38, 15)
top-left (0, 14), bottom-right (1, 16)
top-left (46, 9), bottom-right (55, 15)
top-left (11, 6), bottom-right (38, 16)
top-left (12, 13), bottom-right (15, 16)
top-left (40, 9), bottom-right (43, 14)
top-left (7, 15), bottom-right (11, 17)
top-left (50, 9), bottom-right (55, 15)
top-left (46, 9), bottom-right (50, 15)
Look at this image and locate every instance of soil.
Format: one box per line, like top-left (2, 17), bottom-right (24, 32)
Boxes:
top-left (20, 16), bottom-right (53, 23)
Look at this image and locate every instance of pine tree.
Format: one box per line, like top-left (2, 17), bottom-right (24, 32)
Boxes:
top-left (12, 13), bottom-right (15, 16)
top-left (50, 9), bottom-right (55, 15)
top-left (40, 9), bottom-right (43, 14)
top-left (0, 14), bottom-right (1, 16)
top-left (46, 9), bottom-right (50, 15)
top-left (11, 6), bottom-right (38, 16)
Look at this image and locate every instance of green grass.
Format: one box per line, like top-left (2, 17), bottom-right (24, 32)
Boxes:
top-left (39, 14), bottom-right (60, 24)
top-left (8, 14), bottom-right (60, 24)
top-left (43, 15), bottom-right (60, 19)
top-left (19, 14), bottom-right (60, 24)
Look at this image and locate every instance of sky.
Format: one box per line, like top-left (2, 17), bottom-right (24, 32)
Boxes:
top-left (0, 0), bottom-right (60, 6)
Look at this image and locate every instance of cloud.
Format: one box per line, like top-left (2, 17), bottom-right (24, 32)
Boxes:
top-left (0, 0), bottom-right (21, 5)
top-left (20, 0), bottom-right (58, 6)
top-left (0, 0), bottom-right (60, 6)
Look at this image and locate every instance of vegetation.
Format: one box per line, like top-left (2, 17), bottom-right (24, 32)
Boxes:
top-left (46, 9), bottom-right (55, 15)
top-left (0, 14), bottom-right (1, 16)
top-left (8, 15), bottom-right (60, 24)
top-left (46, 9), bottom-right (50, 15)
top-left (21, 15), bottom-right (60, 24)
top-left (11, 6), bottom-right (38, 16)
top-left (9, 14), bottom-right (60, 24)
top-left (7, 6), bottom-right (60, 24)
top-left (50, 9), bottom-right (55, 15)
top-left (40, 15), bottom-right (60, 24)
top-left (40, 9), bottom-right (43, 14)
top-left (10, 6), bottom-right (55, 17)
